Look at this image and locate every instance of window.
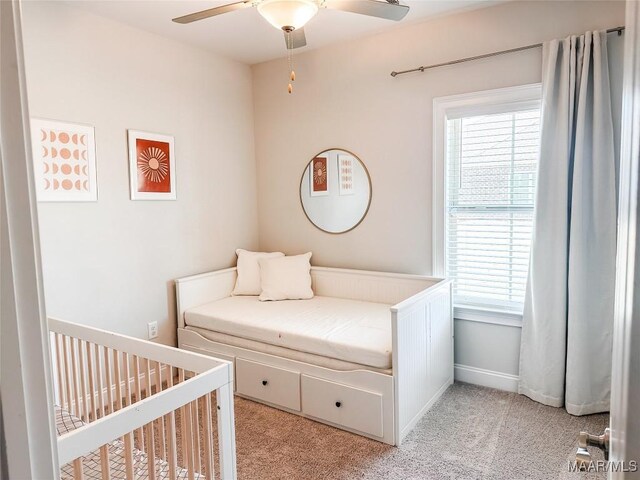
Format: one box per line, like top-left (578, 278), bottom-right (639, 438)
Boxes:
top-left (433, 85), bottom-right (541, 316)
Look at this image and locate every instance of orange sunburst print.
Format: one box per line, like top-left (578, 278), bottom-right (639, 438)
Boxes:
top-left (313, 157), bottom-right (328, 192)
top-left (136, 138), bottom-right (171, 193)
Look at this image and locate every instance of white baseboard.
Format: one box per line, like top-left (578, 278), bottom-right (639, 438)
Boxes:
top-left (454, 364), bottom-right (519, 393)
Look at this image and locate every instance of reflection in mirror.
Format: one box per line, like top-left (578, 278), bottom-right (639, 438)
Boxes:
top-left (300, 149), bottom-right (372, 234)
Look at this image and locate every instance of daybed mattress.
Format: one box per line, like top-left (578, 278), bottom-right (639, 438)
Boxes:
top-left (184, 295), bottom-right (393, 369)
top-left (184, 326), bottom-right (392, 374)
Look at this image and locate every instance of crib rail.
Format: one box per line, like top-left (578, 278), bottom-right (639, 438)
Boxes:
top-left (49, 318), bottom-right (237, 480)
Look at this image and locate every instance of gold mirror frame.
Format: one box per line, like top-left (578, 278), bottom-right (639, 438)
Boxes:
top-left (299, 148), bottom-right (372, 235)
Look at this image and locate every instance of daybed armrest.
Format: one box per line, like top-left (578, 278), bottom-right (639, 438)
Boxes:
top-left (391, 278), bottom-right (453, 445)
top-left (390, 278), bottom-right (452, 313)
top-left (175, 267), bottom-right (237, 329)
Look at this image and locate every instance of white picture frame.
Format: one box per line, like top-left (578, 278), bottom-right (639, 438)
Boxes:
top-left (30, 118), bottom-right (98, 202)
top-left (309, 155), bottom-right (329, 197)
top-left (127, 130), bottom-right (176, 200)
top-left (338, 153), bottom-right (355, 195)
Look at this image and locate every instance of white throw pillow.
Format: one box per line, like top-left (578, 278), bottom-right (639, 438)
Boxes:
top-left (258, 252), bottom-right (314, 301)
top-left (233, 249), bottom-right (284, 296)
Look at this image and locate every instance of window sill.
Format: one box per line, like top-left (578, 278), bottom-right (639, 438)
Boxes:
top-left (454, 305), bottom-right (523, 328)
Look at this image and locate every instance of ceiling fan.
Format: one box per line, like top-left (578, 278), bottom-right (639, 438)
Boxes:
top-left (172, 0), bottom-right (410, 50)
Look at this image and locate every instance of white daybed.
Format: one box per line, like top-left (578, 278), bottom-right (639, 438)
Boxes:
top-left (176, 266), bottom-right (453, 446)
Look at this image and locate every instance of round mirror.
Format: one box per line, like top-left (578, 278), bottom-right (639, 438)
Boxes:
top-left (300, 149), bottom-right (372, 234)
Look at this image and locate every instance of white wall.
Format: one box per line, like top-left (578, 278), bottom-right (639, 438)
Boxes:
top-left (252, 0), bottom-right (626, 386)
top-left (21, 2), bottom-right (259, 346)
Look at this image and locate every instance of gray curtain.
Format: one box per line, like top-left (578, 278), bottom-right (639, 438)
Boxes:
top-left (519, 30), bottom-right (617, 415)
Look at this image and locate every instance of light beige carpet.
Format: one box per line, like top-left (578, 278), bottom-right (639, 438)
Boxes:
top-left (229, 382), bottom-right (609, 480)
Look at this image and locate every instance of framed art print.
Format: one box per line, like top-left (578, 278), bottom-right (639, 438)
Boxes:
top-left (30, 118), bottom-right (98, 202)
top-left (338, 153), bottom-right (355, 195)
top-left (128, 130), bottom-right (176, 200)
top-left (310, 156), bottom-right (329, 196)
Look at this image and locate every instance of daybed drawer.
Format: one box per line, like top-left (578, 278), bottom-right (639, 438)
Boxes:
top-left (236, 358), bottom-right (301, 411)
top-left (301, 375), bottom-right (383, 438)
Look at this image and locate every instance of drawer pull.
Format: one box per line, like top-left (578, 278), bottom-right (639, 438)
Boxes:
top-left (262, 380), bottom-right (268, 386)
top-left (335, 401), bottom-right (341, 408)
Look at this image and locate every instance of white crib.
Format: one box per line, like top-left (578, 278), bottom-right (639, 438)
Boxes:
top-left (49, 318), bottom-right (237, 480)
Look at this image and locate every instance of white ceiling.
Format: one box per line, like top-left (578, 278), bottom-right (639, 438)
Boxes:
top-left (66, 0), bottom-right (499, 65)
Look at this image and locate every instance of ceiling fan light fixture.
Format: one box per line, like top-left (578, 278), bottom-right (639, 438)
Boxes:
top-left (257, 0), bottom-right (318, 31)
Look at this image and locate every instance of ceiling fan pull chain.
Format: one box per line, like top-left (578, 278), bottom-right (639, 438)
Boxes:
top-left (287, 30), bottom-right (294, 93)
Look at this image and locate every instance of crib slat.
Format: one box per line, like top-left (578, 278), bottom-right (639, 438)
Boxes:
top-left (184, 399), bottom-right (195, 480)
top-left (179, 369), bottom-right (196, 480)
top-left (113, 349), bottom-right (123, 412)
top-left (121, 353), bottom-right (137, 478)
top-left (99, 444), bottom-right (111, 480)
top-left (124, 432), bottom-right (135, 480)
top-left (145, 358), bottom-right (153, 454)
top-left (178, 369), bottom-right (188, 468)
top-left (104, 347), bottom-right (113, 414)
top-left (54, 333), bottom-right (65, 408)
top-left (202, 394), bottom-right (215, 480)
top-left (133, 355), bottom-right (145, 450)
top-left (155, 361), bottom-right (166, 460)
top-left (123, 352), bottom-right (132, 408)
top-left (166, 372), bottom-right (178, 480)
top-left (62, 335), bottom-right (72, 413)
top-left (145, 357), bottom-right (152, 397)
top-left (73, 458), bottom-right (84, 480)
top-left (146, 421), bottom-right (157, 480)
top-left (166, 416), bottom-right (177, 480)
top-left (179, 408), bottom-right (187, 469)
top-left (70, 337), bottom-right (81, 417)
top-left (78, 340), bottom-right (88, 421)
top-left (86, 341), bottom-right (97, 422)
top-left (95, 344), bottom-right (106, 419)
top-left (191, 397), bottom-right (201, 475)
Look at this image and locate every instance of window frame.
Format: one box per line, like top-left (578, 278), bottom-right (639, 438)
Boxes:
top-left (432, 84), bottom-right (542, 324)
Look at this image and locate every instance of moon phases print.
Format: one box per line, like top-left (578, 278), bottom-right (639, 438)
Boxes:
top-left (30, 118), bottom-right (97, 201)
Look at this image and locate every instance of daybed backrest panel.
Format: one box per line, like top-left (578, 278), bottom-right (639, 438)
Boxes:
top-left (310, 267), bottom-right (438, 305)
top-left (176, 267), bottom-right (237, 328)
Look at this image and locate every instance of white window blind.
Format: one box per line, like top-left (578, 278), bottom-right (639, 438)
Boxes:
top-left (446, 107), bottom-right (541, 312)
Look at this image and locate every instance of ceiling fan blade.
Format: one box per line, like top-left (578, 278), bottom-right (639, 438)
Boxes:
top-left (172, 1), bottom-right (252, 24)
top-left (326, 0), bottom-right (409, 21)
top-left (284, 28), bottom-right (307, 49)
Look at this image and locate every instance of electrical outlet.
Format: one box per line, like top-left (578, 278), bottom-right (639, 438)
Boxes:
top-left (147, 321), bottom-right (158, 340)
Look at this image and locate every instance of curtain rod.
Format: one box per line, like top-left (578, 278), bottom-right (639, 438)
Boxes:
top-left (390, 26), bottom-right (625, 77)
